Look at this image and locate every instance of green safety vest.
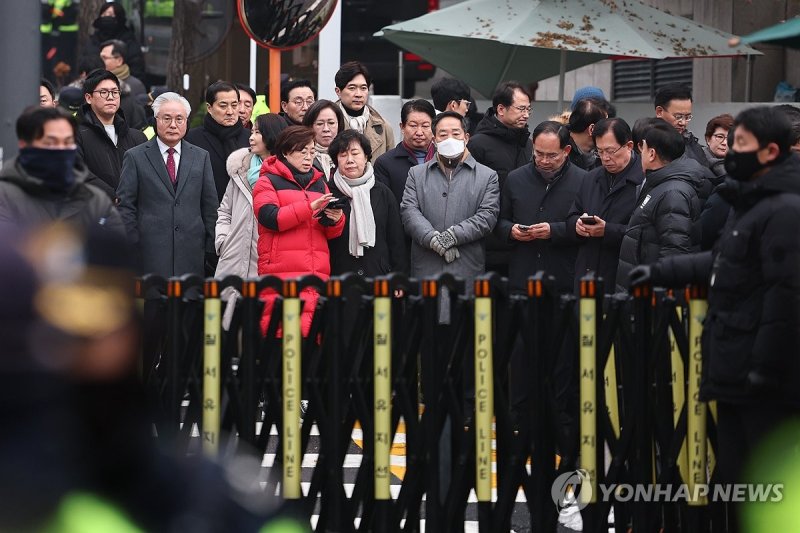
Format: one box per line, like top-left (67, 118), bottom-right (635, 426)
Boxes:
top-left (41, 492), bottom-right (143, 533)
top-left (41, 0), bottom-right (78, 33)
top-left (252, 94), bottom-right (271, 121)
top-left (144, 0), bottom-right (174, 18)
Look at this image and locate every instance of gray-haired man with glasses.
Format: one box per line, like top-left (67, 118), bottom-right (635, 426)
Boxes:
top-left (76, 69), bottom-right (146, 200)
top-left (117, 91), bottom-right (217, 278)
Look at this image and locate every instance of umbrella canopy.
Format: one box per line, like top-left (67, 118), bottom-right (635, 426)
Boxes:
top-left (377, 0), bottom-right (759, 100)
top-left (735, 17), bottom-right (800, 49)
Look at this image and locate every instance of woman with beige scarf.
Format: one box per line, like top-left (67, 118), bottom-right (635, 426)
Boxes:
top-left (327, 130), bottom-right (408, 277)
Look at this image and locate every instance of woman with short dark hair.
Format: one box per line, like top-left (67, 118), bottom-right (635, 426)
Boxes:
top-left (253, 125), bottom-right (345, 335)
top-left (327, 130), bottom-right (408, 277)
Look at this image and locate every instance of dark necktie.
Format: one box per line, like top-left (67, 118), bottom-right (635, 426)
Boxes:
top-left (166, 147), bottom-right (177, 188)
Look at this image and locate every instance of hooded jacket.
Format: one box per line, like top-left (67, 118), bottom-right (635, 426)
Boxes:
top-left (214, 148), bottom-right (259, 279)
top-left (76, 104), bottom-right (147, 200)
top-left (567, 151), bottom-right (644, 294)
top-left (615, 156), bottom-right (703, 292)
top-left (0, 156), bottom-right (124, 236)
top-left (650, 154), bottom-right (800, 406)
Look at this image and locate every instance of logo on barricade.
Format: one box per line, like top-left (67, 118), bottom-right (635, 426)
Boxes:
top-left (551, 469), bottom-right (592, 512)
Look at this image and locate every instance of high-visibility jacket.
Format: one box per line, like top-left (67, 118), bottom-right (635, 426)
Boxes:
top-left (40, 0), bottom-right (78, 33)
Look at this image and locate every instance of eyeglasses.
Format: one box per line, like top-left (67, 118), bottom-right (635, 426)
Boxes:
top-left (593, 145), bottom-right (626, 158)
top-left (533, 150), bottom-right (564, 161)
top-left (711, 133), bottom-right (727, 142)
top-left (93, 89), bottom-right (121, 99)
top-left (509, 104), bottom-right (532, 113)
top-left (290, 98), bottom-right (315, 107)
top-left (157, 115), bottom-right (186, 125)
top-left (667, 111), bottom-right (693, 123)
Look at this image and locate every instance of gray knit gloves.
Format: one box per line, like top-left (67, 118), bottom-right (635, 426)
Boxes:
top-left (429, 228), bottom-right (459, 263)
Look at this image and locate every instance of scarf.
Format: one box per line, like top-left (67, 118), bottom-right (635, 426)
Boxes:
top-left (247, 153), bottom-right (263, 188)
top-left (110, 63), bottom-right (130, 81)
top-left (315, 142), bottom-right (335, 180)
top-left (402, 141), bottom-right (435, 165)
top-left (333, 163), bottom-right (376, 257)
top-left (339, 102), bottom-right (370, 134)
top-left (203, 112), bottom-right (245, 156)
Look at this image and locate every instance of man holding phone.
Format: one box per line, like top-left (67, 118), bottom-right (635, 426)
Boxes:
top-left (496, 121), bottom-right (586, 294)
top-left (496, 120), bottom-right (586, 459)
top-left (567, 117), bottom-right (644, 294)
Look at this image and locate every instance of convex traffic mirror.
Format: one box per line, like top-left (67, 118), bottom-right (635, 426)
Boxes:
top-left (238, 0), bottom-right (338, 50)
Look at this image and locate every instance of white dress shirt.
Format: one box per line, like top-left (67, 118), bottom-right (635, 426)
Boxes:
top-left (156, 137), bottom-right (181, 175)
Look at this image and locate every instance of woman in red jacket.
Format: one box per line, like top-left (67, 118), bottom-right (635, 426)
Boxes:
top-left (252, 126), bottom-right (345, 335)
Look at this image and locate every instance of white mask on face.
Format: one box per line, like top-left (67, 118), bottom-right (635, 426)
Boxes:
top-left (436, 137), bottom-right (465, 158)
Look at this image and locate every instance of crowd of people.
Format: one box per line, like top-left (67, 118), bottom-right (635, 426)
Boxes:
top-left (6, 13), bottom-right (800, 527)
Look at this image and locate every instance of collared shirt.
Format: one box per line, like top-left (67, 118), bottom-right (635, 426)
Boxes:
top-left (156, 137), bottom-right (181, 174)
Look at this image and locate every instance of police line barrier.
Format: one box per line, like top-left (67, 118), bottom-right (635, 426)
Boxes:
top-left (137, 272), bottom-right (721, 533)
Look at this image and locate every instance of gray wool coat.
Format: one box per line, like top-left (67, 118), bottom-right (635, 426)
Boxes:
top-left (400, 154), bottom-right (500, 284)
top-left (117, 138), bottom-right (218, 277)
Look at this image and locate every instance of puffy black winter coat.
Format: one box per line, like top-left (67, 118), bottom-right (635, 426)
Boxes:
top-left (328, 178), bottom-right (409, 276)
top-left (567, 152), bottom-right (644, 294)
top-left (651, 154), bottom-right (800, 406)
top-left (496, 161), bottom-right (586, 293)
top-left (467, 109), bottom-right (531, 185)
top-left (76, 104), bottom-right (147, 200)
top-left (615, 157), bottom-right (703, 291)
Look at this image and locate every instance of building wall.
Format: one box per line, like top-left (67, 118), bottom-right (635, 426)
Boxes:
top-left (538, 0), bottom-right (800, 104)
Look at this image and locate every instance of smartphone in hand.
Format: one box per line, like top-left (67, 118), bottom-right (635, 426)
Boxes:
top-left (580, 216), bottom-right (597, 226)
top-left (517, 224), bottom-right (531, 231)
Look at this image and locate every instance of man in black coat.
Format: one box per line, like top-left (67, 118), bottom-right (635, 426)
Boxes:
top-left (496, 121), bottom-right (586, 464)
top-left (615, 120), bottom-right (703, 292)
top-left (568, 117), bottom-right (643, 293)
top-left (374, 99), bottom-right (435, 206)
top-left (496, 121), bottom-right (586, 293)
top-left (468, 81), bottom-right (532, 275)
top-left (630, 106), bottom-right (800, 521)
top-left (184, 81), bottom-right (250, 203)
top-left (76, 70), bottom-right (146, 201)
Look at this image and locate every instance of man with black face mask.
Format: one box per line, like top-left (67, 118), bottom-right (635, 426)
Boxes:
top-left (0, 107), bottom-right (124, 236)
top-left (629, 106), bottom-right (800, 530)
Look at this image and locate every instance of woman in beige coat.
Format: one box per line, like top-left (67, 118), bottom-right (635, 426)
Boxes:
top-left (215, 113), bottom-right (287, 325)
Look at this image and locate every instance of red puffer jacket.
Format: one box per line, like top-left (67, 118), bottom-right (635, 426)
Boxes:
top-left (252, 156), bottom-right (345, 335)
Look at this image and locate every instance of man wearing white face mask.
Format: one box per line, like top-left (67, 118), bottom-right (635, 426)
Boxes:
top-left (401, 111), bottom-right (500, 289)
